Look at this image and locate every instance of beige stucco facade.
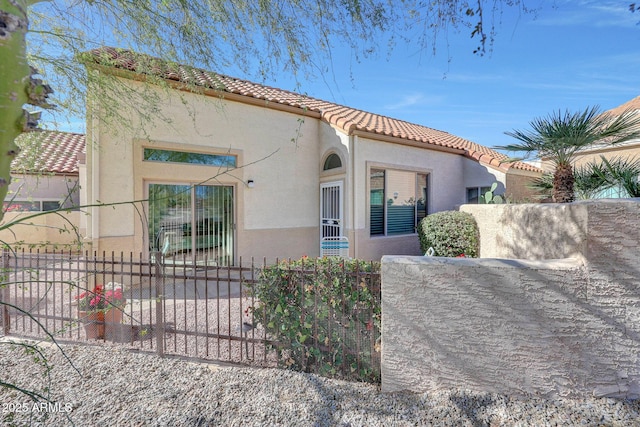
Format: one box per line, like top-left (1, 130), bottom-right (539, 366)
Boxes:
top-left (573, 141), bottom-right (640, 168)
top-left (0, 173), bottom-right (81, 250)
top-left (85, 76), bottom-right (536, 262)
top-left (7, 174), bottom-right (80, 209)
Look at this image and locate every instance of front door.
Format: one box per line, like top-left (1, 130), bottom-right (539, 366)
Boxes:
top-left (148, 183), bottom-right (234, 266)
top-left (320, 181), bottom-right (343, 240)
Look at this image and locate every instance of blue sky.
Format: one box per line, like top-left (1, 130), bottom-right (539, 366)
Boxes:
top-left (48, 0), bottom-right (640, 151)
top-left (265, 0), bottom-right (640, 150)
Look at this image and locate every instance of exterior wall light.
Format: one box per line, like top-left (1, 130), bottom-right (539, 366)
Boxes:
top-left (247, 179), bottom-right (255, 188)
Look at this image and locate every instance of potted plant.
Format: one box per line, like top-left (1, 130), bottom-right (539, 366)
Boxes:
top-left (74, 283), bottom-right (126, 339)
top-left (103, 282), bottom-right (126, 326)
top-left (75, 284), bottom-right (107, 339)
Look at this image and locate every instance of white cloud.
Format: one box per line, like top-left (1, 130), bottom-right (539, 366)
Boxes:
top-left (531, 0), bottom-right (637, 28)
top-left (384, 93), bottom-right (432, 110)
top-left (383, 92), bottom-right (444, 111)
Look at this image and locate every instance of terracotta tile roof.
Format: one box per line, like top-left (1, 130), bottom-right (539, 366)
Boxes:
top-left (87, 47), bottom-right (539, 173)
top-left (13, 131), bottom-right (85, 175)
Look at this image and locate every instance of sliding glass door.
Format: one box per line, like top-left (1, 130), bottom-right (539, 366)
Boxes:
top-left (148, 183), bottom-right (234, 266)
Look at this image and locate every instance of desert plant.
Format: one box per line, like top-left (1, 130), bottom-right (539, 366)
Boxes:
top-left (584, 156), bottom-right (640, 198)
top-left (499, 107), bottom-right (640, 203)
top-left (418, 211), bottom-right (479, 257)
top-left (530, 155), bottom-right (640, 200)
top-left (479, 182), bottom-right (504, 204)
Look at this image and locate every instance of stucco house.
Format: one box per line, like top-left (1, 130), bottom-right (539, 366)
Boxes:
top-left (7, 131), bottom-right (84, 211)
top-left (0, 131), bottom-right (85, 249)
top-left (572, 96), bottom-right (640, 165)
top-left (571, 96), bottom-right (640, 197)
top-left (82, 47), bottom-right (539, 264)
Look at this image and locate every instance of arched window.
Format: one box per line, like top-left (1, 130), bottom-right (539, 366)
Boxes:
top-left (323, 153), bottom-right (342, 171)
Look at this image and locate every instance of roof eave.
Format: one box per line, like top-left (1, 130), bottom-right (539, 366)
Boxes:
top-left (88, 63), bottom-right (323, 119)
top-left (11, 170), bottom-right (80, 177)
top-left (351, 129), bottom-right (466, 155)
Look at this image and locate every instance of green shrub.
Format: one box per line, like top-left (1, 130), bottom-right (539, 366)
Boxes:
top-left (418, 211), bottom-right (479, 257)
top-left (249, 256), bottom-right (381, 382)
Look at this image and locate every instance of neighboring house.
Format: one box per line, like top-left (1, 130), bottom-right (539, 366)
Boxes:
top-left (570, 95), bottom-right (640, 198)
top-left (0, 131), bottom-right (85, 249)
top-left (7, 131), bottom-right (85, 212)
top-left (83, 47), bottom-right (540, 263)
top-left (572, 95), bottom-right (640, 165)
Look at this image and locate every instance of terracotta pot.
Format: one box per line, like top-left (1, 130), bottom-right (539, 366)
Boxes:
top-left (77, 310), bottom-right (105, 339)
top-left (104, 304), bottom-right (126, 342)
top-left (104, 304), bottom-right (125, 325)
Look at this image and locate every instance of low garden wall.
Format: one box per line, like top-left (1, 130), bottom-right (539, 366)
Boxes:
top-left (381, 199), bottom-right (640, 398)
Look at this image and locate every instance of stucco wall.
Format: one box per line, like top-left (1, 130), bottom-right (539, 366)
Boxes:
top-left (572, 142), bottom-right (640, 168)
top-left (382, 200), bottom-right (640, 398)
top-left (505, 171), bottom-right (543, 202)
top-left (88, 78), bottom-right (322, 260)
top-left (460, 203), bottom-right (589, 260)
top-left (0, 211), bottom-right (82, 250)
top-left (1, 174), bottom-right (81, 250)
top-left (88, 77), bottom-right (511, 262)
top-left (352, 137), bottom-right (473, 261)
top-left (8, 174), bottom-right (80, 208)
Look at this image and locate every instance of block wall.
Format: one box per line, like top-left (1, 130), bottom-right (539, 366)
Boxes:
top-left (382, 200), bottom-right (640, 398)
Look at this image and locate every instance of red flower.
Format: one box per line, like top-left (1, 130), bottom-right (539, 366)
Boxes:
top-left (75, 291), bottom-right (88, 301)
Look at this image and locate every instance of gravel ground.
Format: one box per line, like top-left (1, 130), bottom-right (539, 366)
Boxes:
top-left (1, 340), bottom-right (640, 426)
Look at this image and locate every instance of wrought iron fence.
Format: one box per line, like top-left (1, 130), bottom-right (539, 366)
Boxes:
top-left (0, 250), bottom-right (381, 382)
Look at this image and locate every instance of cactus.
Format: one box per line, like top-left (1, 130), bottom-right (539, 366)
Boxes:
top-left (1, 1), bottom-right (53, 224)
top-left (479, 182), bottom-right (504, 204)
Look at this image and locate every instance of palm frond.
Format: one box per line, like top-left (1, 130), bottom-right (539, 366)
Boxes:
top-left (573, 155), bottom-right (640, 198)
top-left (597, 156), bottom-right (640, 197)
top-left (498, 106), bottom-right (640, 166)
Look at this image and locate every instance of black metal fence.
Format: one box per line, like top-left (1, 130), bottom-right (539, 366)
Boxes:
top-left (0, 250), bottom-right (381, 382)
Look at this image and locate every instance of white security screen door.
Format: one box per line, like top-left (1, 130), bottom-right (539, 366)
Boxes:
top-left (320, 181), bottom-right (343, 239)
top-left (148, 183), bottom-right (234, 266)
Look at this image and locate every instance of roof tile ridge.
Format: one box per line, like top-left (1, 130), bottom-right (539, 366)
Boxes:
top-left (89, 47), bottom-right (536, 172)
top-left (91, 48), bottom-right (464, 139)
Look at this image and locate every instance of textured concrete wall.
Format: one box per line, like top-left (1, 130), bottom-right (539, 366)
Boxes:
top-left (460, 203), bottom-right (589, 261)
top-left (382, 200), bottom-right (640, 398)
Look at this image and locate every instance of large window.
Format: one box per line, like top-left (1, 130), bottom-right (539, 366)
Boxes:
top-left (144, 148), bottom-right (236, 168)
top-left (370, 168), bottom-right (428, 236)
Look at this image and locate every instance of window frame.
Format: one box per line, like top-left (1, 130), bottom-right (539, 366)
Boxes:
top-left (320, 151), bottom-right (346, 176)
top-left (466, 186), bottom-right (493, 204)
top-left (143, 147), bottom-right (237, 168)
top-left (368, 165), bottom-right (429, 237)
top-left (3, 199), bottom-right (67, 212)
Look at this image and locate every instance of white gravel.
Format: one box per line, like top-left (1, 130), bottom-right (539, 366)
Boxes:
top-left (1, 339), bottom-right (639, 426)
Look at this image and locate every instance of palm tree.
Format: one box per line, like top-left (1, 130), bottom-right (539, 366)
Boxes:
top-left (581, 156), bottom-right (640, 198)
top-left (498, 106), bottom-right (640, 203)
top-left (529, 156), bottom-right (640, 201)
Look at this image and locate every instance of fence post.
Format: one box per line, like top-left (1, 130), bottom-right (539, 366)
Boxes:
top-left (153, 252), bottom-right (164, 356)
top-left (1, 250), bottom-right (10, 336)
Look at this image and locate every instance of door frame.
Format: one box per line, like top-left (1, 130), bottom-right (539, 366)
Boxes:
top-left (320, 180), bottom-right (344, 241)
